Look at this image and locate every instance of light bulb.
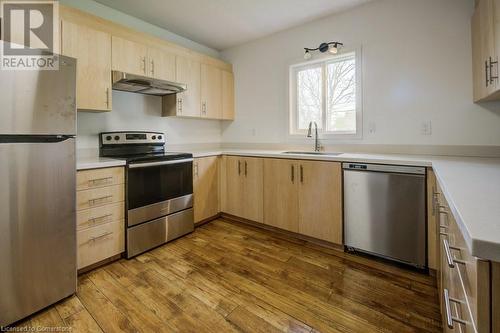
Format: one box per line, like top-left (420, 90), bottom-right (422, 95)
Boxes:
top-left (304, 51), bottom-right (312, 60)
top-left (328, 45), bottom-right (338, 54)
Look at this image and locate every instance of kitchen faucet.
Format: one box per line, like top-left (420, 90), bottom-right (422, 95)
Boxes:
top-left (307, 121), bottom-right (322, 152)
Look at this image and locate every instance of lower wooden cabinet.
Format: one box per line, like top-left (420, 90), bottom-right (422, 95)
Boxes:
top-left (193, 156), bottom-right (220, 223)
top-left (263, 158), bottom-right (342, 244)
top-left (221, 156), bottom-right (263, 223)
top-left (76, 167), bottom-right (125, 270)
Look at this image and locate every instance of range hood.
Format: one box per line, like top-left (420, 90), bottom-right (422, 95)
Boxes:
top-left (112, 71), bottom-right (186, 96)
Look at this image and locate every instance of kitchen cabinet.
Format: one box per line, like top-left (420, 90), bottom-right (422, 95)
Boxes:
top-left (193, 156), bottom-right (220, 223)
top-left (111, 36), bottom-right (148, 76)
top-left (263, 159), bottom-right (299, 232)
top-left (472, 0), bottom-right (500, 101)
top-left (222, 156), bottom-right (263, 223)
top-left (61, 20), bottom-right (112, 111)
top-left (76, 167), bottom-right (125, 270)
top-left (201, 63), bottom-right (222, 119)
top-left (297, 160), bottom-right (342, 244)
top-left (222, 70), bottom-right (235, 120)
top-left (174, 56), bottom-right (202, 117)
top-left (263, 158), bottom-right (342, 244)
top-left (148, 47), bottom-right (176, 82)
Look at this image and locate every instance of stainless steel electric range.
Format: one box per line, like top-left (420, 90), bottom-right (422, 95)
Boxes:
top-left (99, 131), bottom-right (194, 258)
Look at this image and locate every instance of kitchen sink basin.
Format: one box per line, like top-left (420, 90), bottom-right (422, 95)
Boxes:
top-left (281, 151), bottom-right (343, 156)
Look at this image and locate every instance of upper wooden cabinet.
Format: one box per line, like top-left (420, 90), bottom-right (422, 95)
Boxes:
top-left (263, 158), bottom-right (343, 245)
top-left (147, 47), bottom-right (176, 82)
top-left (222, 70), bottom-right (235, 120)
top-left (175, 56), bottom-right (201, 117)
top-left (221, 156), bottom-right (263, 223)
top-left (193, 156), bottom-right (220, 223)
top-left (201, 64), bottom-right (223, 119)
top-left (111, 36), bottom-right (148, 76)
top-left (472, 0), bottom-right (500, 101)
top-left (61, 20), bottom-right (112, 112)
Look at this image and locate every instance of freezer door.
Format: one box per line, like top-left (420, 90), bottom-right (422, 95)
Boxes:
top-left (0, 55), bottom-right (76, 135)
top-left (344, 169), bottom-right (426, 267)
top-left (0, 138), bottom-right (76, 326)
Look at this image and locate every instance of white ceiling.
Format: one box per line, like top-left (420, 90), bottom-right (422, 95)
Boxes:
top-left (94, 0), bottom-right (372, 51)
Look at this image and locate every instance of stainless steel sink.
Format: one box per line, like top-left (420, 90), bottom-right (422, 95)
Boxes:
top-left (281, 151), bottom-right (343, 156)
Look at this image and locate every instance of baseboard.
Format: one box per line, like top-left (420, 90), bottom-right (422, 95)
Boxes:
top-left (77, 253), bottom-right (123, 275)
top-left (194, 213), bottom-right (221, 227)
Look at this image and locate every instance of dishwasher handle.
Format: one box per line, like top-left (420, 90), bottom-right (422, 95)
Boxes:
top-left (342, 163), bottom-right (425, 175)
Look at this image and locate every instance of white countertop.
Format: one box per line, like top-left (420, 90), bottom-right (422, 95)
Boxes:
top-left (77, 149), bottom-right (500, 262)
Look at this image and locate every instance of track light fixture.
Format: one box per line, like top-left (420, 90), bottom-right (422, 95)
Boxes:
top-left (304, 41), bottom-right (343, 60)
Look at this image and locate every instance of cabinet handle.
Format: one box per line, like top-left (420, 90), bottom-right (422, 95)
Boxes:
top-left (88, 176), bottom-right (113, 187)
top-left (486, 60), bottom-right (490, 87)
top-left (105, 88), bottom-right (110, 109)
top-left (442, 238), bottom-right (466, 268)
top-left (88, 231), bottom-right (113, 243)
top-left (194, 162), bottom-right (199, 177)
top-left (151, 59), bottom-right (155, 76)
top-left (86, 213), bottom-right (113, 226)
top-left (291, 165), bottom-right (295, 183)
top-left (300, 165), bottom-right (304, 183)
top-left (238, 160), bottom-right (241, 176)
top-left (88, 195), bottom-right (113, 207)
top-left (489, 56), bottom-right (498, 84)
top-left (244, 161), bottom-right (248, 177)
top-left (142, 56), bottom-right (147, 74)
top-left (443, 289), bottom-right (467, 329)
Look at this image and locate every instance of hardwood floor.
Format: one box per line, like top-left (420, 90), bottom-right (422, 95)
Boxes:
top-left (13, 219), bottom-right (442, 333)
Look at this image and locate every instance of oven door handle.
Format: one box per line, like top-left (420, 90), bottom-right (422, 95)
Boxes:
top-left (128, 158), bottom-right (193, 169)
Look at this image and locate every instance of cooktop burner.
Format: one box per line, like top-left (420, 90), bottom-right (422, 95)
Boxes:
top-left (99, 131), bottom-right (192, 164)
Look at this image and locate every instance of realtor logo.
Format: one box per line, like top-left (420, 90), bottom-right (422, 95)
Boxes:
top-left (1, 0), bottom-right (59, 70)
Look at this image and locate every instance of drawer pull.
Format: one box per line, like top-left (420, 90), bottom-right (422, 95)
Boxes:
top-left (443, 289), bottom-right (467, 329)
top-left (88, 231), bottom-right (113, 243)
top-left (88, 195), bottom-right (113, 206)
top-left (88, 177), bottom-right (113, 186)
top-left (443, 239), bottom-right (466, 268)
top-left (86, 214), bottom-right (113, 226)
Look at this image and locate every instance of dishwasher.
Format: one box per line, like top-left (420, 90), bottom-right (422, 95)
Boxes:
top-left (343, 163), bottom-right (427, 269)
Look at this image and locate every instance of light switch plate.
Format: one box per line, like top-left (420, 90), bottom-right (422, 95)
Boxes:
top-left (420, 120), bottom-right (432, 135)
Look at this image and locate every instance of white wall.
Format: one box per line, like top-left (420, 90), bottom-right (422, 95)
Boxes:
top-left (77, 91), bottom-right (222, 149)
top-left (221, 0), bottom-right (500, 146)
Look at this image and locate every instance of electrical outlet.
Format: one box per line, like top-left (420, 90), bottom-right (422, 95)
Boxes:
top-left (368, 122), bottom-right (376, 134)
top-left (420, 120), bottom-right (432, 136)
top-left (251, 128), bottom-right (256, 136)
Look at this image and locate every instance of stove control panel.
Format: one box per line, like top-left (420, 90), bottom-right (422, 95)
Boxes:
top-left (100, 131), bottom-right (165, 145)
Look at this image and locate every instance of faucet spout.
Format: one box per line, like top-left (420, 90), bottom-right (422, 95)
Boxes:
top-left (307, 121), bottom-right (321, 152)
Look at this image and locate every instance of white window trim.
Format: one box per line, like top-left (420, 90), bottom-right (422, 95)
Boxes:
top-left (288, 46), bottom-right (363, 141)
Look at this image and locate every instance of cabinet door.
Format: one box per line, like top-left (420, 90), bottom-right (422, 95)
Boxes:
top-left (148, 47), bottom-right (176, 81)
top-left (201, 63), bottom-right (222, 119)
top-left (193, 156), bottom-right (219, 223)
top-left (427, 169), bottom-right (439, 271)
top-left (61, 21), bottom-right (112, 111)
top-left (222, 70), bottom-right (235, 120)
top-left (297, 161), bottom-right (342, 244)
top-left (263, 158), bottom-right (299, 232)
top-left (241, 157), bottom-right (264, 223)
top-left (111, 36), bottom-right (148, 76)
top-left (224, 156), bottom-right (245, 217)
top-left (176, 56), bottom-right (201, 117)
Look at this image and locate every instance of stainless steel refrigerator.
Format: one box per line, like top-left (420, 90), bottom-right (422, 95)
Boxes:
top-left (0, 55), bottom-right (77, 327)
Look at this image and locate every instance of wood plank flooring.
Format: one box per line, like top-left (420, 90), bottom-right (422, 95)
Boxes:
top-left (12, 219), bottom-right (442, 333)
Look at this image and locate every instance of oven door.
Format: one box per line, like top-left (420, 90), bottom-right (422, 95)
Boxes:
top-left (127, 158), bottom-right (193, 227)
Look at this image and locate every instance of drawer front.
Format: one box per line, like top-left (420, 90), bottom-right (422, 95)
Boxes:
top-left (76, 184), bottom-right (124, 211)
top-left (77, 202), bottom-right (125, 231)
top-left (77, 220), bottom-right (124, 269)
top-left (77, 167), bottom-right (124, 191)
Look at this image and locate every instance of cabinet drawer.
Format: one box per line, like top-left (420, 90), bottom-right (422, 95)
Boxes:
top-left (77, 202), bottom-right (125, 231)
top-left (77, 220), bottom-right (124, 269)
top-left (77, 167), bottom-right (124, 190)
top-left (76, 184), bottom-right (124, 211)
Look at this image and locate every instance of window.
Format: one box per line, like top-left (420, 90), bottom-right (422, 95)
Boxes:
top-left (290, 51), bottom-right (361, 137)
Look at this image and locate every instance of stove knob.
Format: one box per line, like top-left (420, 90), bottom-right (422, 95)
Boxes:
top-left (152, 135), bottom-right (156, 140)
top-left (158, 135), bottom-right (162, 140)
top-left (106, 135), bottom-right (112, 141)
top-left (114, 135), bottom-right (120, 141)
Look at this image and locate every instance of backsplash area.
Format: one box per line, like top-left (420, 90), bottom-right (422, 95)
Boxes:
top-left (76, 90), bottom-right (222, 150)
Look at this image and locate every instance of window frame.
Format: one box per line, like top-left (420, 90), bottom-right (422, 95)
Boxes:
top-left (288, 47), bottom-right (363, 140)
